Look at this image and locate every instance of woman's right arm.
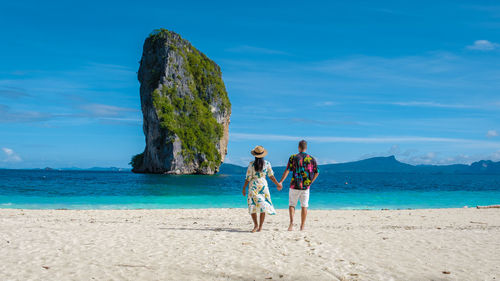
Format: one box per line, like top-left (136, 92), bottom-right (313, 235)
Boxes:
top-left (242, 180), bottom-right (249, 196)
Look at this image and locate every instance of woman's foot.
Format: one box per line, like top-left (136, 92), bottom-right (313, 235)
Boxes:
top-left (300, 224), bottom-right (305, 231)
top-left (288, 223), bottom-right (294, 231)
top-left (257, 226), bottom-right (263, 232)
top-left (251, 225), bottom-right (259, 233)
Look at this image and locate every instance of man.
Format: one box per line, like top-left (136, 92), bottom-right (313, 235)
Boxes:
top-left (279, 140), bottom-right (319, 231)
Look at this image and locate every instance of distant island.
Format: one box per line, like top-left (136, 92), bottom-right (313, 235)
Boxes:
top-left (13, 167), bottom-right (132, 172)
top-left (219, 155), bottom-right (500, 175)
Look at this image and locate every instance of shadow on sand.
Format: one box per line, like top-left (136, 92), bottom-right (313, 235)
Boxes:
top-left (159, 227), bottom-right (250, 233)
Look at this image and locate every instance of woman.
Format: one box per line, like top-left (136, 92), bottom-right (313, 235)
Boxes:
top-left (242, 145), bottom-right (282, 232)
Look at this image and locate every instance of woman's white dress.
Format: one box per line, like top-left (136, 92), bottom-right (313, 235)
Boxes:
top-left (246, 160), bottom-right (276, 215)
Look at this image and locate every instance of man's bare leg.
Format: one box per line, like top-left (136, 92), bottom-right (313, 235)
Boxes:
top-left (257, 213), bottom-right (265, 232)
top-left (251, 213), bottom-right (258, 232)
top-left (300, 207), bottom-right (307, 231)
top-left (288, 206), bottom-right (295, 231)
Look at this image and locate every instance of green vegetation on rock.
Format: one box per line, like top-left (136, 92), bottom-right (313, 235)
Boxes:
top-left (152, 86), bottom-right (223, 170)
top-left (129, 152), bottom-right (144, 169)
top-left (184, 46), bottom-right (230, 113)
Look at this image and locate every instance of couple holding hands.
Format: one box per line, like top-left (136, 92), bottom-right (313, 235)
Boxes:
top-left (242, 140), bottom-right (319, 232)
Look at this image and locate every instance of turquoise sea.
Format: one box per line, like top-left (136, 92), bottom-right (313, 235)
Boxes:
top-left (0, 168), bottom-right (499, 209)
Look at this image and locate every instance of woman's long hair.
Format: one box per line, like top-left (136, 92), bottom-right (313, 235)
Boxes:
top-left (253, 157), bottom-right (264, 172)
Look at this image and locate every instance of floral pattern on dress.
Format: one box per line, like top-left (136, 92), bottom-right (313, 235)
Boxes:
top-left (246, 160), bottom-right (276, 215)
top-left (286, 152), bottom-right (319, 190)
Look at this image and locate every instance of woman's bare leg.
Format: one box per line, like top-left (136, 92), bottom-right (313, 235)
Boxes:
top-left (251, 213), bottom-right (258, 232)
top-left (257, 213), bottom-right (265, 232)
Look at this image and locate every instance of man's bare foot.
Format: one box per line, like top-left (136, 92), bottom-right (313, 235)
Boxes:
top-left (288, 224), bottom-right (293, 231)
top-left (257, 226), bottom-right (263, 232)
top-left (300, 225), bottom-right (305, 231)
top-left (251, 226), bottom-right (259, 233)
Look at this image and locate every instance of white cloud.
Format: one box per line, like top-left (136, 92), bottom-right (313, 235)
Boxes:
top-left (400, 149), bottom-right (500, 165)
top-left (226, 45), bottom-right (290, 55)
top-left (0, 104), bottom-right (54, 123)
top-left (1, 147), bottom-right (22, 163)
top-left (80, 103), bottom-right (137, 118)
top-left (388, 101), bottom-right (476, 109)
top-left (223, 156), bottom-right (254, 167)
top-left (359, 145), bottom-right (417, 160)
top-left (492, 150), bottom-right (500, 161)
top-left (231, 132), bottom-right (500, 145)
top-left (487, 130), bottom-right (498, 137)
top-left (318, 159), bottom-right (338, 165)
top-left (466, 40), bottom-right (499, 51)
top-left (404, 152), bottom-right (468, 165)
top-left (315, 101), bottom-right (336, 107)
top-left (406, 152), bottom-right (437, 164)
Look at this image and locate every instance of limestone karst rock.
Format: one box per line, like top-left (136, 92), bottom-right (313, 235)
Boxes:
top-left (131, 29), bottom-right (231, 174)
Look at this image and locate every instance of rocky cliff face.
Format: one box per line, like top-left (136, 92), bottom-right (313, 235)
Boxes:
top-left (131, 29), bottom-right (231, 174)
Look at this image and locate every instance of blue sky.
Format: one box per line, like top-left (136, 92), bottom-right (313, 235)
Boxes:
top-left (1, 0), bottom-right (500, 168)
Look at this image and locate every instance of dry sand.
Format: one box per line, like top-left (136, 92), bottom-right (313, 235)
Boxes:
top-left (0, 208), bottom-right (499, 281)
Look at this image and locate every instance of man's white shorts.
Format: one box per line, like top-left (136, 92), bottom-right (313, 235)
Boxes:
top-left (289, 188), bottom-right (310, 208)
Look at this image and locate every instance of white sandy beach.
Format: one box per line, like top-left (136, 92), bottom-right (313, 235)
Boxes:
top-left (0, 208), bottom-right (499, 281)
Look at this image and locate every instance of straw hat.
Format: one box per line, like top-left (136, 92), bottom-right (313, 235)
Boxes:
top-left (251, 145), bottom-right (268, 158)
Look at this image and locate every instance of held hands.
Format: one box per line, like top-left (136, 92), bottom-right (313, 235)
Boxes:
top-left (277, 181), bottom-right (283, 191)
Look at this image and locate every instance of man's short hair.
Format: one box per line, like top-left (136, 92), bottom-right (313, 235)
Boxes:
top-left (299, 140), bottom-right (307, 150)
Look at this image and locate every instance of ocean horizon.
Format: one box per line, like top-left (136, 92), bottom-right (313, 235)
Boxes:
top-left (1, 169), bottom-right (499, 210)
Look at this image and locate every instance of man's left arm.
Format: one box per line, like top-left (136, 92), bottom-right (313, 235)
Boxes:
top-left (280, 155), bottom-right (293, 184)
top-left (310, 158), bottom-right (319, 185)
top-left (279, 170), bottom-right (289, 184)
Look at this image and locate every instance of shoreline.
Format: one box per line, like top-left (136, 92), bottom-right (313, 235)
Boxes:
top-left (1, 205), bottom-right (498, 211)
top-left (1, 208), bottom-right (499, 280)
top-left (0, 206), bottom-right (497, 211)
